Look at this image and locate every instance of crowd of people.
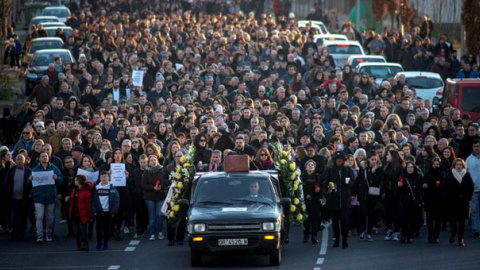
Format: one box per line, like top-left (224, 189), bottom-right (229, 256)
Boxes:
top-left (0, 0), bottom-right (479, 252)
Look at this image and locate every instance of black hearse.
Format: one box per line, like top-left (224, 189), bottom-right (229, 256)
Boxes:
top-left (182, 169), bottom-right (290, 267)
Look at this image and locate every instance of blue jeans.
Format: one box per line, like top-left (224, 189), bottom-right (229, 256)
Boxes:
top-left (145, 200), bottom-right (165, 236)
top-left (471, 192), bottom-right (480, 233)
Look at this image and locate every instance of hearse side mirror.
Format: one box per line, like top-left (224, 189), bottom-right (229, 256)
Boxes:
top-left (280, 198), bottom-right (291, 207)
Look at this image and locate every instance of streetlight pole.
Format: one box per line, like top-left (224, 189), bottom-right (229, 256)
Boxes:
top-left (356, 0), bottom-right (360, 30)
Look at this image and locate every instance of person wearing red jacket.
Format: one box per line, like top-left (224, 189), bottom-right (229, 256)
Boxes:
top-left (69, 175), bottom-right (94, 251)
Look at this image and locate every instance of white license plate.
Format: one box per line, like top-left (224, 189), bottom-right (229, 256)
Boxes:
top-left (218, 238), bottom-right (248, 246)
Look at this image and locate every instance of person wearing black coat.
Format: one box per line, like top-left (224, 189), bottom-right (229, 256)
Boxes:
top-left (397, 162), bottom-right (423, 243)
top-left (457, 123), bottom-right (480, 160)
top-left (302, 160), bottom-right (323, 244)
top-left (445, 158), bottom-right (474, 246)
top-left (4, 155), bottom-right (32, 240)
top-left (193, 134), bottom-right (212, 168)
top-left (381, 149), bottom-right (405, 241)
top-left (422, 158), bottom-right (446, 243)
top-left (354, 153), bottom-right (383, 241)
top-left (129, 155), bottom-right (148, 238)
top-left (323, 151), bottom-right (355, 248)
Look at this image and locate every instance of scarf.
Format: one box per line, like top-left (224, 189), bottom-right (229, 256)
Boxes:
top-left (146, 165), bottom-right (162, 174)
top-left (99, 148), bottom-right (110, 160)
top-left (452, 169), bottom-right (466, 184)
top-left (260, 159), bottom-right (273, 169)
top-left (82, 166), bottom-right (94, 172)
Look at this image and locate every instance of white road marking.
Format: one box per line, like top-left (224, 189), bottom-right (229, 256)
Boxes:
top-left (124, 247), bottom-right (136, 252)
top-left (314, 227), bottom-right (329, 269)
top-left (0, 267), bottom-right (110, 269)
top-left (319, 228), bottom-right (328, 255)
top-left (0, 250), bottom-right (122, 255)
top-left (129, 240), bottom-right (140, 246)
top-left (108, 266), bottom-right (121, 270)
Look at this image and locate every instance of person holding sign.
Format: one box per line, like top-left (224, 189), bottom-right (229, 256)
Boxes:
top-left (30, 152), bottom-right (63, 244)
top-left (76, 155), bottom-right (99, 239)
top-left (141, 155), bottom-right (168, 242)
top-left (98, 148), bottom-right (131, 241)
top-left (77, 155), bottom-right (99, 183)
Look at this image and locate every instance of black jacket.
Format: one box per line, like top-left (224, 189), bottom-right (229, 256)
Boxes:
top-left (130, 167), bottom-right (145, 195)
top-left (4, 166), bottom-right (32, 201)
top-left (397, 169), bottom-right (423, 207)
top-left (302, 172), bottom-right (323, 209)
top-left (323, 165), bottom-right (355, 211)
top-left (381, 164), bottom-right (404, 195)
top-left (445, 170), bottom-right (474, 219)
top-left (354, 162), bottom-right (383, 201)
top-left (422, 167), bottom-right (446, 215)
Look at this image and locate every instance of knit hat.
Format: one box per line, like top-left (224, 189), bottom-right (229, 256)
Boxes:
top-left (3, 108), bottom-right (11, 117)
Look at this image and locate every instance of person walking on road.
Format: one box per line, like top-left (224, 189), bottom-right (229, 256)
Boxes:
top-left (91, 170), bottom-right (120, 250)
top-left (68, 175), bottom-right (93, 251)
top-left (324, 151), bottom-right (355, 249)
top-left (30, 152), bottom-right (63, 244)
top-left (302, 159), bottom-right (323, 244)
top-left (445, 158), bottom-right (474, 247)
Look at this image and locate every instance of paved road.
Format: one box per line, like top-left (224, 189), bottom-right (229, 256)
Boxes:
top-left (1, 208), bottom-right (479, 270)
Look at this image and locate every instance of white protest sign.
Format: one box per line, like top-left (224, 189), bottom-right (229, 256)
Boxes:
top-left (110, 163), bottom-right (126, 187)
top-left (77, 169), bottom-right (99, 183)
top-left (32, 171), bottom-right (55, 187)
top-left (132, 70), bottom-right (144, 87)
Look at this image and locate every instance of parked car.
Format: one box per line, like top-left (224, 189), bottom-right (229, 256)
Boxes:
top-left (394, 72), bottom-right (444, 103)
top-left (29, 37), bottom-right (64, 54)
top-left (38, 22), bottom-right (66, 28)
top-left (43, 26), bottom-right (73, 39)
top-left (297, 20), bottom-right (329, 35)
top-left (323, 40), bottom-right (365, 68)
top-left (24, 0), bottom-right (62, 25)
top-left (440, 78), bottom-right (480, 121)
top-left (23, 37), bottom-right (65, 67)
top-left (42, 6), bottom-right (71, 23)
top-left (356, 62), bottom-right (403, 85)
top-left (25, 49), bottom-right (75, 95)
top-left (313, 34), bottom-right (347, 47)
top-left (29, 16), bottom-right (60, 27)
top-left (345, 55), bottom-right (386, 70)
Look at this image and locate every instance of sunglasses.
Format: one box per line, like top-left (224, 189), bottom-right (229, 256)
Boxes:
top-left (200, 139), bottom-right (206, 142)
top-left (31, 105), bottom-right (38, 107)
top-left (23, 132), bottom-right (30, 135)
top-left (260, 153), bottom-right (267, 156)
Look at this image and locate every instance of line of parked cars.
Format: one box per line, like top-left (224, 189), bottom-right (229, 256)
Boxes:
top-left (24, 2), bottom-right (75, 95)
top-left (298, 20), bottom-right (480, 121)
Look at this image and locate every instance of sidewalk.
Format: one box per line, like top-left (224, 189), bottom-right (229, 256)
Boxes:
top-left (0, 67), bottom-right (25, 117)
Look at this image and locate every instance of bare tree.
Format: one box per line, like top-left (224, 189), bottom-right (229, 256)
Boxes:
top-left (0, 0), bottom-right (12, 71)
